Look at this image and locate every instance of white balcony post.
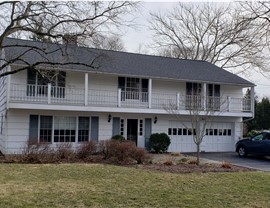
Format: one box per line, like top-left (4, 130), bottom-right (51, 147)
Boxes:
top-left (148, 78), bottom-right (152, 108)
top-left (48, 83), bottom-right (51, 104)
top-left (251, 86), bottom-right (255, 115)
top-left (176, 92), bottom-right (180, 110)
top-left (118, 88), bottom-right (121, 107)
top-left (6, 74), bottom-right (11, 109)
top-left (84, 73), bottom-right (88, 106)
top-left (227, 96), bottom-right (231, 112)
top-left (203, 83), bottom-right (207, 110)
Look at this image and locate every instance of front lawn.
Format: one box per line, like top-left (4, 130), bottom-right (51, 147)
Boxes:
top-left (0, 163), bottom-right (269, 208)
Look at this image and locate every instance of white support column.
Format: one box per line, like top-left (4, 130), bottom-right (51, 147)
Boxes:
top-left (84, 73), bottom-right (88, 106)
top-left (251, 86), bottom-right (255, 116)
top-left (203, 83), bottom-right (207, 110)
top-left (148, 78), bottom-right (152, 109)
top-left (6, 74), bottom-right (11, 109)
top-left (48, 83), bottom-right (51, 104)
top-left (176, 92), bottom-right (180, 110)
top-left (227, 96), bottom-right (231, 112)
top-left (118, 88), bottom-right (121, 107)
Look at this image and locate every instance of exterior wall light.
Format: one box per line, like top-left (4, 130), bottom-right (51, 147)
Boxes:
top-left (108, 114), bottom-right (112, 122)
top-left (154, 116), bottom-right (158, 124)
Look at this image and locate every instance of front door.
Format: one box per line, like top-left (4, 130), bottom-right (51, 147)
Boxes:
top-left (127, 119), bottom-right (138, 145)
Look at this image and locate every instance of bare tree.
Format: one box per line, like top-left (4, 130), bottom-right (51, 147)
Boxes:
top-left (149, 2), bottom-right (268, 75)
top-left (91, 34), bottom-right (125, 51)
top-left (166, 93), bottom-right (227, 165)
top-left (0, 1), bottom-right (138, 77)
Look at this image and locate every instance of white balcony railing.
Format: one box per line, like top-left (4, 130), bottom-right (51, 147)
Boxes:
top-left (9, 83), bottom-right (252, 113)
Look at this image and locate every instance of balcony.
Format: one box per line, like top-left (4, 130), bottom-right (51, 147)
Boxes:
top-left (9, 84), bottom-right (252, 113)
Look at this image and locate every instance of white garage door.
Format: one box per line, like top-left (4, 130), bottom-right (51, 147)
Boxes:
top-left (167, 121), bottom-right (234, 153)
top-left (167, 121), bottom-right (196, 153)
top-left (201, 122), bottom-right (234, 152)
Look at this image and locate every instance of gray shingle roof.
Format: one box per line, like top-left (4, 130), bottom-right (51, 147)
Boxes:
top-left (3, 38), bottom-right (254, 86)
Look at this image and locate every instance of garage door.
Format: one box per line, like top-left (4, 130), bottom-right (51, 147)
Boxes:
top-left (167, 121), bottom-right (234, 153)
top-left (201, 122), bottom-right (234, 152)
top-left (167, 121), bottom-right (196, 153)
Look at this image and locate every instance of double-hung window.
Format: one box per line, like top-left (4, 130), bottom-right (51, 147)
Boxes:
top-left (54, 117), bottom-right (76, 142)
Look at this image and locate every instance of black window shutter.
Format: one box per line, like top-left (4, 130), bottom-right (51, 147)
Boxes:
top-left (91, 116), bottom-right (99, 142)
top-left (29, 115), bottom-right (39, 143)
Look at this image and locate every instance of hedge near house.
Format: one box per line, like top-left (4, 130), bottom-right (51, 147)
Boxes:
top-left (150, 133), bottom-right (171, 153)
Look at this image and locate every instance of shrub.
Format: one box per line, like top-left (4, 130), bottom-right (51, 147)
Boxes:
top-left (98, 140), bottom-right (149, 164)
top-left (129, 147), bottom-right (149, 164)
top-left (163, 160), bottom-right (173, 166)
top-left (149, 133), bottom-right (171, 153)
top-left (111, 135), bottom-right (126, 142)
top-left (55, 143), bottom-right (76, 161)
top-left (76, 141), bottom-right (97, 159)
top-left (98, 140), bottom-right (119, 159)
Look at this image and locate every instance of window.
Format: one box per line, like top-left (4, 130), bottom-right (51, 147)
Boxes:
top-left (78, 117), bottom-right (90, 142)
top-left (118, 77), bottom-right (148, 101)
top-left (39, 116), bottom-right (53, 143)
top-left (178, 128), bottom-right (182, 135)
top-left (186, 82), bottom-right (202, 109)
top-left (168, 128), bottom-right (172, 135)
top-left (27, 69), bottom-right (66, 98)
top-left (183, 128), bottom-right (187, 135)
top-left (120, 119), bottom-right (124, 136)
top-left (54, 117), bottom-right (76, 142)
top-left (207, 84), bottom-right (220, 110)
top-left (139, 119), bottom-right (143, 136)
top-left (252, 133), bottom-right (265, 141)
top-left (173, 128), bottom-right (177, 135)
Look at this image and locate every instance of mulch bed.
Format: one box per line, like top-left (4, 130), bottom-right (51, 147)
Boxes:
top-left (141, 163), bottom-right (253, 174)
top-left (0, 153), bottom-right (254, 174)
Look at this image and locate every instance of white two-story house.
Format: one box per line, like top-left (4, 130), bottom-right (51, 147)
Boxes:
top-left (0, 38), bottom-right (255, 154)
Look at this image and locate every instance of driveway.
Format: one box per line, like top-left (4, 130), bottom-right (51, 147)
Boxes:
top-left (198, 152), bottom-right (270, 172)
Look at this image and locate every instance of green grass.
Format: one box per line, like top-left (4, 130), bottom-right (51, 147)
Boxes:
top-left (0, 163), bottom-right (269, 208)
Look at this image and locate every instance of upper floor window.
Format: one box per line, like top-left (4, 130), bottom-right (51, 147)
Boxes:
top-left (118, 77), bottom-right (148, 101)
top-left (186, 82), bottom-right (202, 109)
top-left (27, 69), bottom-right (66, 98)
top-left (207, 84), bottom-right (220, 111)
top-left (186, 82), bottom-right (202, 96)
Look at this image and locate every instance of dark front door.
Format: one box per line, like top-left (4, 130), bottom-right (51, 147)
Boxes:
top-left (127, 119), bottom-right (138, 145)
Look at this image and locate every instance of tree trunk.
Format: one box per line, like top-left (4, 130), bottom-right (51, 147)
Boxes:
top-left (196, 144), bottom-right (200, 165)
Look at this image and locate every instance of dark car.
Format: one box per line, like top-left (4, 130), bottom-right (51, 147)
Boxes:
top-left (235, 131), bottom-right (270, 157)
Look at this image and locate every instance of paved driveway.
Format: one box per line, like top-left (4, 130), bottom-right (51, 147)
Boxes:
top-left (199, 152), bottom-right (270, 172)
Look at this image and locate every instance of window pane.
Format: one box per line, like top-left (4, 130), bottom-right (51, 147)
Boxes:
top-left (40, 116), bottom-right (52, 143)
top-left (54, 116), bottom-right (76, 142)
top-left (78, 117), bottom-right (89, 142)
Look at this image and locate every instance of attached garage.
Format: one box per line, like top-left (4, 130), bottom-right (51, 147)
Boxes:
top-left (167, 121), bottom-right (235, 153)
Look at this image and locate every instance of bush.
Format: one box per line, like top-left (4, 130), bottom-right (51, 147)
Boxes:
top-left (54, 143), bottom-right (76, 161)
top-left (98, 140), bottom-right (149, 164)
top-left (76, 141), bottom-right (97, 159)
top-left (149, 133), bottom-right (171, 153)
top-left (129, 147), bottom-right (149, 164)
top-left (111, 135), bottom-right (126, 142)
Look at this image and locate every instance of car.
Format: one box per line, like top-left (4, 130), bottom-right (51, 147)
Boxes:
top-left (235, 131), bottom-right (270, 157)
